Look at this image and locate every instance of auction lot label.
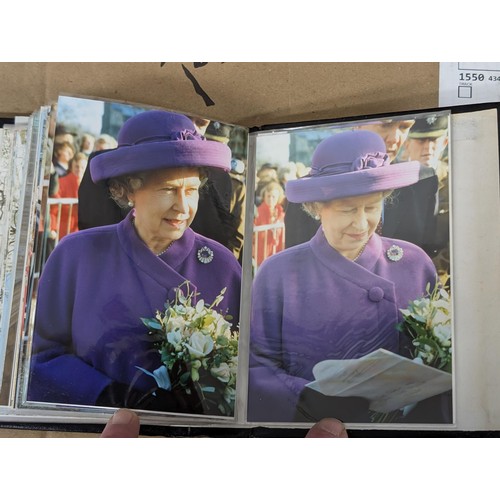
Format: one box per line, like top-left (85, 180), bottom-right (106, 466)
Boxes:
top-left (439, 62), bottom-right (500, 106)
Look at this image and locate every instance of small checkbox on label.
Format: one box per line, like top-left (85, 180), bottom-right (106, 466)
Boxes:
top-left (458, 86), bottom-right (472, 98)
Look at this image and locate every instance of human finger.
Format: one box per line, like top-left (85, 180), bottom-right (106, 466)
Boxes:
top-left (100, 409), bottom-right (140, 438)
top-left (305, 418), bottom-right (348, 438)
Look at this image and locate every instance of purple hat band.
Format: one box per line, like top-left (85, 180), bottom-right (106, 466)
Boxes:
top-left (286, 130), bottom-right (421, 203)
top-left (90, 110), bottom-right (231, 183)
top-left (309, 151), bottom-right (391, 176)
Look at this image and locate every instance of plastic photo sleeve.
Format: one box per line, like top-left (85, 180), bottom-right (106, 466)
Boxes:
top-left (247, 111), bottom-right (454, 425)
top-left (14, 96), bottom-right (248, 422)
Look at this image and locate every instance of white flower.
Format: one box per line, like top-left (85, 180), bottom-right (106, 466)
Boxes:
top-left (211, 363), bottom-right (231, 383)
top-left (433, 298), bottom-right (450, 310)
top-left (417, 351), bottom-right (434, 364)
top-left (399, 282), bottom-right (452, 372)
top-left (401, 298), bottom-right (433, 324)
top-left (185, 331), bottom-right (214, 359)
top-left (166, 315), bottom-right (187, 333)
top-left (174, 304), bottom-right (187, 315)
top-left (166, 330), bottom-right (183, 350)
top-left (433, 323), bottom-right (451, 346)
top-left (215, 316), bottom-right (231, 337)
top-left (430, 309), bottom-right (450, 327)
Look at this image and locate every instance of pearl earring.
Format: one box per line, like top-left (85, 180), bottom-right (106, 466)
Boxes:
top-left (127, 201), bottom-right (134, 208)
top-left (314, 215), bottom-right (320, 221)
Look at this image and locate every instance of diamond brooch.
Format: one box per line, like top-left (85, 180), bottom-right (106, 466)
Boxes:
top-left (197, 246), bottom-right (214, 264)
top-left (386, 244), bottom-right (404, 262)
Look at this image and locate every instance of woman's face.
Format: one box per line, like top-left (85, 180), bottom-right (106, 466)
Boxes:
top-left (71, 158), bottom-right (87, 181)
top-left (129, 167), bottom-right (201, 248)
top-left (318, 192), bottom-right (384, 259)
top-left (57, 145), bottom-right (74, 164)
top-left (263, 188), bottom-right (280, 209)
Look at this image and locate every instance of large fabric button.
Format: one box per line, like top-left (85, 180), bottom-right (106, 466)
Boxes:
top-left (368, 286), bottom-right (384, 302)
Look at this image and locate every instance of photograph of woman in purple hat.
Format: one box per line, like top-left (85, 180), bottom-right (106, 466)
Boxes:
top-left (27, 110), bottom-right (242, 415)
top-left (248, 129), bottom-right (452, 424)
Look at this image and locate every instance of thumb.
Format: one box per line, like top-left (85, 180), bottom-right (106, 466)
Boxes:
top-left (100, 409), bottom-right (140, 438)
top-left (305, 418), bottom-right (348, 438)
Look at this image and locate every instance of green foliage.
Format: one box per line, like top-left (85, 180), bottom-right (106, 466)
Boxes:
top-left (398, 281), bottom-right (452, 373)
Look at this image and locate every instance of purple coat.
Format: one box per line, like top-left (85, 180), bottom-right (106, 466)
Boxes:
top-left (247, 228), bottom-right (437, 422)
top-left (28, 211), bottom-right (241, 406)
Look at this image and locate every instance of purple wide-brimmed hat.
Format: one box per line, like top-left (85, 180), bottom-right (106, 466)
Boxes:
top-left (90, 110), bottom-right (231, 182)
top-left (285, 130), bottom-right (421, 203)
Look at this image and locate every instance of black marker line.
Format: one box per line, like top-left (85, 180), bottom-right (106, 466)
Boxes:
top-left (181, 64), bottom-right (215, 106)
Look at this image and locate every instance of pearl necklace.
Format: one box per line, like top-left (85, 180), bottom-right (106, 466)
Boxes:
top-left (353, 241), bottom-right (368, 262)
top-left (155, 241), bottom-right (174, 257)
top-left (131, 217), bottom-right (174, 257)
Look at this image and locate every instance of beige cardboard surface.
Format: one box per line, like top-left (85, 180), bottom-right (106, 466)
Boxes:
top-left (0, 62), bottom-right (439, 125)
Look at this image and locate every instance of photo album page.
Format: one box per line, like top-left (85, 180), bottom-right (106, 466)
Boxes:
top-left (1, 95), bottom-right (499, 432)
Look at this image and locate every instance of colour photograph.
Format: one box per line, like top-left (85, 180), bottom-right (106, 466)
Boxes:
top-left (22, 96), bottom-right (247, 418)
top-left (248, 111), bottom-right (453, 424)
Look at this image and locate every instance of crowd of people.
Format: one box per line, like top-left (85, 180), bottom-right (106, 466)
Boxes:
top-left (252, 161), bottom-right (308, 269)
top-left (46, 126), bottom-right (118, 255)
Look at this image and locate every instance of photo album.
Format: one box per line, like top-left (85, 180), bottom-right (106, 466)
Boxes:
top-left (0, 95), bottom-right (499, 434)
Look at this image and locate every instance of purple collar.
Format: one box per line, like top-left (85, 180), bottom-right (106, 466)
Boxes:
top-left (117, 210), bottom-right (197, 293)
top-left (309, 228), bottom-right (395, 298)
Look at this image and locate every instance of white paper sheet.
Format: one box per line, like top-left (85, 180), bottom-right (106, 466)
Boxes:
top-left (307, 349), bottom-right (452, 413)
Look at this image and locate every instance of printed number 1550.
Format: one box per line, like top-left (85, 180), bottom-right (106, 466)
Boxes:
top-left (459, 73), bottom-right (485, 81)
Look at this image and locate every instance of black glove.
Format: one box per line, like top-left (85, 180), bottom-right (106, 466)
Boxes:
top-left (96, 382), bottom-right (204, 414)
top-left (95, 382), bottom-right (144, 409)
top-left (293, 386), bottom-right (370, 423)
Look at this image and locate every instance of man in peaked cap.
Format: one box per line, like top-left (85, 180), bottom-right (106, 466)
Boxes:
top-left (405, 114), bottom-right (450, 284)
top-left (406, 114), bottom-right (449, 173)
top-left (381, 113), bottom-right (450, 278)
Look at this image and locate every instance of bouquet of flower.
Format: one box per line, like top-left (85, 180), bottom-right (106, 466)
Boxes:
top-left (397, 281), bottom-right (452, 373)
top-left (370, 282), bottom-right (452, 423)
top-left (137, 281), bottom-right (239, 416)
